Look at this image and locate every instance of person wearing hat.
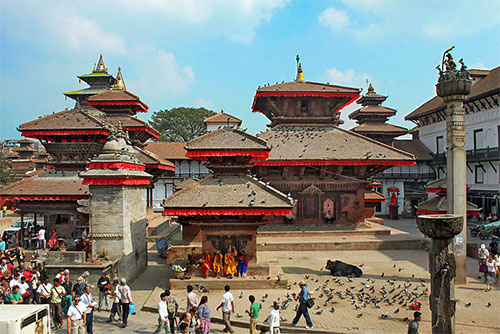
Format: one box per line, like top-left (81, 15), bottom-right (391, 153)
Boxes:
top-left (291, 281), bottom-right (313, 329)
top-left (407, 311), bottom-right (422, 334)
top-left (267, 301), bottom-right (281, 334)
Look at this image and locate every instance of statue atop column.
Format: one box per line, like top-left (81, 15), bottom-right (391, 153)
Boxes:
top-left (436, 46), bottom-right (472, 97)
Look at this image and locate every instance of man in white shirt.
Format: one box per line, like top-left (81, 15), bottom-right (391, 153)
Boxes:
top-left (67, 295), bottom-right (86, 334)
top-left (37, 277), bottom-right (53, 304)
top-left (267, 301), bottom-right (281, 334)
top-left (106, 279), bottom-right (122, 323)
top-left (117, 278), bottom-right (133, 328)
top-left (154, 292), bottom-right (170, 334)
top-left (38, 228), bottom-right (46, 249)
top-left (80, 285), bottom-right (95, 334)
top-left (9, 273), bottom-right (21, 289)
top-left (216, 285), bottom-right (235, 334)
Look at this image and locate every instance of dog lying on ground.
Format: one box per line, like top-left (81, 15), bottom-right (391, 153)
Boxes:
top-left (325, 259), bottom-right (363, 277)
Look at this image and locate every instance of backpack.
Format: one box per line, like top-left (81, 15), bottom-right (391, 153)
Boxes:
top-left (167, 297), bottom-right (176, 318)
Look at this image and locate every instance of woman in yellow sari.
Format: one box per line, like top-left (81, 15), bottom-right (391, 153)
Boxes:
top-left (213, 250), bottom-right (223, 278)
top-left (224, 246), bottom-right (237, 278)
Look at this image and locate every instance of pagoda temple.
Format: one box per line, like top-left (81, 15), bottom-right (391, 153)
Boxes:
top-left (162, 127), bottom-right (294, 261)
top-left (349, 84), bottom-right (408, 145)
top-left (0, 56), bottom-right (173, 262)
top-left (251, 62), bottom-right (415, 224)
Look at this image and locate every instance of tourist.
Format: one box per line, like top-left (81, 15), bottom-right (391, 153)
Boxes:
top-left (164, 289), bottom-right (178, 334)
top-left (495, 252), bottom-right (500, 286)
top-left (407, 311), bottom-right (422, 334)
top-left (38, 277), bottom-right (53, 304)
top-left (484, 253), bottom-right (497, 292)
top-left (178, 311), bottom-right (197, 334)
top-left (38, 227), bottom-right (46, 250)
top-left (200, 251), bottom-right (212, 278)
top-left (478, 244), bottom-right (489, 278)
top-left (186, 285), bottom-right (198, 312)
top-left (117, 277), bottom-right (133, 328)
top-left (237, 250), bottom-right (248, 278)
top-left (19, 276), bottom-right (31, 303)
top-left (213, 250), bottom-right (223, 278)
top-left (30, 267), bottom-right (40, 303)
top-left (292, 281), bottom-right (313, 329)
top-left (66, 295), bottom-right (86, 334)
top-left (73, 277), bottom-right (87, 298)
top-left (9, 285), bottom-right (23, 304)
top-left (81, 271), bottom-right (91, 287)
top-left (97, 272), bottom-right (111, 311)
top-left (224, 246), bottom-right (237, 278)
top-left (0, 237), bottom-right (5, 251)
top-left (267, 301), bottom-right (281, 334)
top-left (246, 295), bottom-right (259, 334)
top-left (197, 295), bottom-right (210, 334)
top-left (489, 237), bottom-right (499, 255)
top-left (62, 274), bottom-right (74, 315)
top-left (106, 279), bottom-right (122, 323)
top-left (55, 268), bottom-right (65, 283)
top-left (154, 292), bottom-right (170, 334)
top-left (9, 272), bottom-right (21, 289)
top-left (1, 257), bottom-right (14, 277)
top-left (80, 285), bottom-right (95, 334)
top-left (216, 284), bottom-right (235, 334)
top-left (1, 205), bottom-right (7, 218)
top-left (51, 278), bottom-right (66, 329)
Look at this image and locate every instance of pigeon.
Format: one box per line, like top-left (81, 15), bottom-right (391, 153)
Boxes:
top-left (239, 292), bottom-right (243, 299)
top-left (486, 302), bottom-right (491, 307)
top-left (316, 310), bottom-right (323, 315)
top-left (236, 313), bottom-right (243, 318)
top-left (403, 317), bottom-right (409, 322)
top-left (357, 313), bottom-right (363, 318)
top-left (465, 302), bottom-right (471, 308)
top-left (330, 307), bottom-right (335, 313)
top-left (359, 263), bottom-right (364, 267)
top-left (380, 314), bottom-right (388, 319)
top-left (381, 272), bottom-right (385, 278)
top-left (394, 308), bottom-right (400, 314)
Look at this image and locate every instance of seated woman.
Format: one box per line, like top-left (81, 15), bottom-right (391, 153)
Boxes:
top-left (200, 251), bottom-right (212, 278)
top-left (47, 229), bottom-right (58, 250)
top-left (224, 246), bottom-right (237, 278)
top-left (237, 250), bottom-right (249, 278)
top-left (212, 250), bottom-right (223, 278)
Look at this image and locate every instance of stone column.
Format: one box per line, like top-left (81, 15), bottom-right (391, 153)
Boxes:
top-left (417, 214), bottom-right (463, 334)
top-left (436, 50), bottom-right (471, 284)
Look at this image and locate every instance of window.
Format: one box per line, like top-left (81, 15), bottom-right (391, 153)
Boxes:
top-left (475, 166), bottom-right (484, 184)
top-left (474, 129), bottom-right (484, 151)
top-left (300, 100), bottom-right (308, 112)
top-left (436, 136), bottom-right (444, 154)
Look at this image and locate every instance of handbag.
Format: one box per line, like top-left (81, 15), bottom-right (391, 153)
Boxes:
top-left (306, 298), bottom-right (314, 309)
top-left (479, 264), bottom-right (487, 273)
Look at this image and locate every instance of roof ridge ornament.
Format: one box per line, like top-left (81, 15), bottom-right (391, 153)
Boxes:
top-left (94, 54), bottom-right (107, 73)
top-left (296, 55), bottom-right (305, 82)
top-left (113, 67), bottom-right (126, 91)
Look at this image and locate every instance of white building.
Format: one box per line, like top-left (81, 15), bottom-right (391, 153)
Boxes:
top-left (405, 67), bottom-right (500, 216)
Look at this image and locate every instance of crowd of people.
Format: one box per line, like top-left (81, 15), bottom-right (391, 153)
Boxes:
top-left (189, 246), bottom-right (249, 279)
top-left (478, 239), bottom-right (500, 291)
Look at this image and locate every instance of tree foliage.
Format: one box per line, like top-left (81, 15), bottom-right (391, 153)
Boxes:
top-left (0, 146), bottom-right (12, 186)
top-left (149, 107), bottom-right (216, 142)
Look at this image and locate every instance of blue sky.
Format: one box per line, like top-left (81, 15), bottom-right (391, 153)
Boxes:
top-left (1, 0), bottom-right (499, 140)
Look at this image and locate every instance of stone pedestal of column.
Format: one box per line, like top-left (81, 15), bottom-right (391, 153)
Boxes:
top-left (417, 214), bottom-right (463, 334)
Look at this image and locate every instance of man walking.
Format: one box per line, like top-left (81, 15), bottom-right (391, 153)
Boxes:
top-left (66, 295), bottom-right (86, 334)
top-left (51, 278), bottom-right (66, 330)
top-left (186, 285), bottom-right (198, 312)
top-left (97, 272), bottom-right (111, 312)
top-left (106, 279), bottom-right (122, 323)
top-left (38, 277), bottom-right (53, 304)
top-left (164, 290), bottom-right (178, 334)
top-left (38, 227), bottom-right (46, 250)
top-left (80, 285), bottom-right (95, 334)
top-left (117, 278), bottom-right (133, 328)
top-left (408, 311), bottom-right (422, 334)
top-left (73, 277), bottom-right (87, 298)
top-left (216, 284), bottom-right (235, 334)
top-left (292, 281), bottom-right (313, 329)
top-left (245, 295), bottom-right (259, 334)
top-left (154, 292), bottom-right (170, 334)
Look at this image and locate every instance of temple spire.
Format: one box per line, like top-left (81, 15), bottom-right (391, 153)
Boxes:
top-left (94, 54), bottom-right (107, 73)
top-left (295, 55), bottom-right (305, 82)
top-left (113, 67), bottom-right (126, 90)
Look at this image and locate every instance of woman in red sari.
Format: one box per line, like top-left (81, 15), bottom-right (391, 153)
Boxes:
top-left (47, 229), bottom-right (58, 250)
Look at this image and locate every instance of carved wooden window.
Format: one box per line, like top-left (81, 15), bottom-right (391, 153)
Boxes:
top-left (300, 100), bottom-right (309, 113)
top-left (303, 196), bottom-right (318, 220)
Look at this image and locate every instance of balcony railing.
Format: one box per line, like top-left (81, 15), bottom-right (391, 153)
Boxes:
top-left (431, 146), bottom-right (499, 164)
top-left (375, 172), bottom-right (436, 179)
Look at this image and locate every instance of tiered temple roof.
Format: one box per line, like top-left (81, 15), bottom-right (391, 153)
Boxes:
top-left (203, 111), bottom-right (242, 127)
top-left (349, 84), bottom-right (407, 143)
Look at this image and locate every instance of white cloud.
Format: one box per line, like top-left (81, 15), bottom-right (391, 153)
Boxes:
top-left (318, 7), bottom-right (350, 31)
top-left (194, 97), bottom-right (216, 110)
top-left (324, 68), bottom-right (377, 89)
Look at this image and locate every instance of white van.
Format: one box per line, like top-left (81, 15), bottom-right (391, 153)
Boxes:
top-left (0, 304), bottom-right (51, 334)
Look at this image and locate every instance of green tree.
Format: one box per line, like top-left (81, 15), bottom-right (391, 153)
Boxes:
top-left (0, 147), bottom-right (12, 186)
top-left (149, 107), bottom-right (216, 142)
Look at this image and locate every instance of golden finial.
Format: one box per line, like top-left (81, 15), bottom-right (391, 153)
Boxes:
top-left (296, 63), bottom-right (305, 82)
top-left (113, 67), bottom-right (126, 90)
top-left (368, 83), bottom-right (374, 92)
top-left (221, 108), bottom-right (224, 113)
top-left (94, 54), bottom-right (107, 73)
